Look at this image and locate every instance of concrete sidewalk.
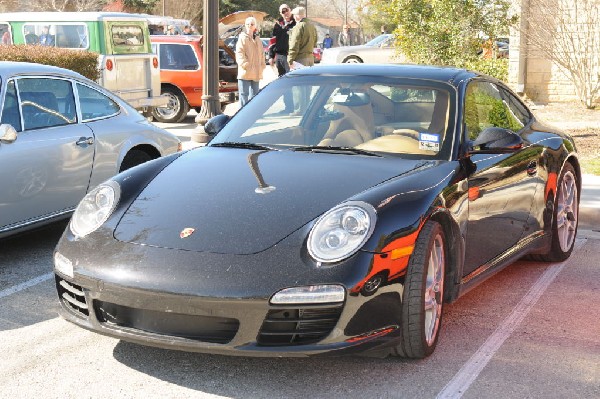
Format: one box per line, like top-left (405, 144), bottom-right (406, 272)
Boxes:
top-left (580, 174), bottom-right (600, 232)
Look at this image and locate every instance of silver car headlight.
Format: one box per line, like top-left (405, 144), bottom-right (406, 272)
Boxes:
top-left (308, 201), bottom-right (377, 264)
top-left (70, 181), bottom-right (121, 238)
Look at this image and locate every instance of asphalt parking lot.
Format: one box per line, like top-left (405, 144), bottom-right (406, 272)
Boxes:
top-left (1, 222), bottom-right (598, 398)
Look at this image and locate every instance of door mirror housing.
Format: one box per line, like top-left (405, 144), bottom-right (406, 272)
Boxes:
top-left (469, 127), bottom-right (523, 154)
top-left (204, 114), bottom-right (230, 136)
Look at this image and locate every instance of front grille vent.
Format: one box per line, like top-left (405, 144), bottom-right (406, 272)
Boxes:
top-left (55, 275), bottom-right (89, 317)
top-left (93, 301), bottom-right (239, 344)
top-left (257, 305), bottom-right (343, 346)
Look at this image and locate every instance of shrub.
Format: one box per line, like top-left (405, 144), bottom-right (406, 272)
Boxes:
top-left (0, 45), bottom-right (100, 81)
top-left (460, 58), bottom-right (509, 82)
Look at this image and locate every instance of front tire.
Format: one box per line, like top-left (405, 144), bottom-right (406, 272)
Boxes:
top-left (536, 163), bottom-right (579, 262)
top-left (392, 221), bottom-right (446, 359)
top-left (152, 87), bottom-right (190, 123)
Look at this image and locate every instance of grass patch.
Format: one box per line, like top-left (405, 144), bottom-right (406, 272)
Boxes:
top-left (581, 157), bottom-right (600, 175)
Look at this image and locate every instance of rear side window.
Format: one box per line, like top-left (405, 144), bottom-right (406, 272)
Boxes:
top-left (18, 78), bottom-right (77, 130)
top-left (23, 23), bottom-right (88, 48)
top-left (77, 83), bottom-right (120, 121)
top-left (111, 24), bottom-right (146, 53)
top-left (159, 43), bottom-right (199, 70)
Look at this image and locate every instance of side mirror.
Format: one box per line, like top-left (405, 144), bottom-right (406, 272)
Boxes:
top-left (204, 114), bottom-right (230, 136)
top-left (0, 124), bottom-right (18, 143)
top-left (470, 127), bottom-right (523, 153)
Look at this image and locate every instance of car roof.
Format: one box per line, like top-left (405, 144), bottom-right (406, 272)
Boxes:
top-left (287, 64), bottom-right (481, 86)
top-left (0, 11), bottom-right (148, 22)
top-left (150, 35), bottom-right (202, 43)
top-left (0, 61), bottom-right (88, 80)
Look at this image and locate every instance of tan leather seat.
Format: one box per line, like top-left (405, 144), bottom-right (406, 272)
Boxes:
top-left (427, 91), bottom-right (449, 134)
top-left (318, 93), bottom-right (375, 147)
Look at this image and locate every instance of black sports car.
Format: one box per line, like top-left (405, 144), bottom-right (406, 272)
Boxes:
top-left (54, 64), bottom-right (580, 359)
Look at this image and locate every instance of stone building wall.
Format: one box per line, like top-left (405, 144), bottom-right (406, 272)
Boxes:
top-left (508, 0), bottom-right (599, 105)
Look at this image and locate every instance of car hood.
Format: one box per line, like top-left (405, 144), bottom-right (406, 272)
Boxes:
top-left (114, 147), bottom-right (425, 254)
top-left (218, 11), bottom-right (268, 39)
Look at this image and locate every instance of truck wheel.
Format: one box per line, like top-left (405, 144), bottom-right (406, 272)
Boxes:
top-left (152, 87), bottom-right (189, 123)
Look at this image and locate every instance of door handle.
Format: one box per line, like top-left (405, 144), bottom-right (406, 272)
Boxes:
top-left (76, 136), bottom-right (94, 147)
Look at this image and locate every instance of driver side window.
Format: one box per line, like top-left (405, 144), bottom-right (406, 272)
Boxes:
top-left (464, 81), bottom-right (525, 142)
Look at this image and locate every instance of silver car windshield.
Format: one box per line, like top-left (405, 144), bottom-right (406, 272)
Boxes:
top-left (211, 75), bottom-right (455, 160)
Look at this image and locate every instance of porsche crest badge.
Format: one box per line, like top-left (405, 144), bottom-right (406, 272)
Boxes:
top-left (180, 227), bottom-right (195, 238)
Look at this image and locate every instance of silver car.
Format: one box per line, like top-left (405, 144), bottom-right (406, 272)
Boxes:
top-left (0, 61), bottom-right (181, 238)
top-left (320, 34), bottom-right (405, 64)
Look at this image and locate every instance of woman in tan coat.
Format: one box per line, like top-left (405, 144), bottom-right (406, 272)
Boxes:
top-left (235, 16), bottom-right (264, 106)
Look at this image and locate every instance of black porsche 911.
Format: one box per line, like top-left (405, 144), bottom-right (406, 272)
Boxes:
top-left (54, 64), bottom-right (580, 359)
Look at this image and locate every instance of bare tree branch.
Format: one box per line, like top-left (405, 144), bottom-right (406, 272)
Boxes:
top-left (525, 0), bottom-right (600, 108)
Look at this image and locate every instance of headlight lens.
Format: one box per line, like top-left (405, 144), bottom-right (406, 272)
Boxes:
top-left (70, 181), bottom-right (120, 238)
top-left (308, 201), bottom-right (376, 263)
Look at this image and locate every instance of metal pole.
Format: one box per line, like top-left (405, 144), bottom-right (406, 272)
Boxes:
top-left (192, 0), bottom-right (222, 143)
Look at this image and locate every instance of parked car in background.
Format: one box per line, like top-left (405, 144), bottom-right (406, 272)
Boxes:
top-left (151, 35), bottom-right (238, 123)
top-left (0, 12), bottom-right (166, 113)
top-left (321, 34), bottom-right (404, 64)
top-left (0, 61), bottom-right (180, 239)
top-left (53, 64), bottom-right (580, 359)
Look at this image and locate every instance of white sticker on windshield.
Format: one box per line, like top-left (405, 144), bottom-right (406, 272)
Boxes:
top-left (419, 132), bottom-right (440, 151)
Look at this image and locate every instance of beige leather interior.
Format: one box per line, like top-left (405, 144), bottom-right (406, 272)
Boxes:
top-left (318, 94), bottom-right (375, 147)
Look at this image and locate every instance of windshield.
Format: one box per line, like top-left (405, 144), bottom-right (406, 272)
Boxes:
top-left (365, 34), bottom-right (392, 47)
top-left (211, 74), bottom-right (455, 160)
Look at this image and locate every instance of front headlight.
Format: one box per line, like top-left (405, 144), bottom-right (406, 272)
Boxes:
top-left (70, 181), bottom-right (120, 238)
top-left (308, 201), bottom-right (376, 264)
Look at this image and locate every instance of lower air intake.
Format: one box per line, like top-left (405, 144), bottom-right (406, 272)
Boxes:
top-left (257, 304), bottom-right (343, 346)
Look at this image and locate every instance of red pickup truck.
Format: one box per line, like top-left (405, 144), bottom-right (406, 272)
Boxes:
top-left (150, 35), bottom-right (238, 123)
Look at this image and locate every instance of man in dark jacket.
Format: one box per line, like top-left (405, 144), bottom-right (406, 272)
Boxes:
top-left (269, 4), bottom-right (296, 77)
top-left (268, 3), bottom-right (296, 113)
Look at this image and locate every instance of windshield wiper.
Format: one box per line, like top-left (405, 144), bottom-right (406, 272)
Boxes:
top-left (291, 145), bottom-right (382, 157)
top-left (211, 142), bottom-right (275, 151)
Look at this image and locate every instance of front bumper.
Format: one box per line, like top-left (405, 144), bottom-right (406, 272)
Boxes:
top-left (54, 233), bottom-right (406, 357)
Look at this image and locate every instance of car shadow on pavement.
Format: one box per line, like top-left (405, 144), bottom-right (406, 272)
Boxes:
top-left (112, 340), bottom-right (419, 397)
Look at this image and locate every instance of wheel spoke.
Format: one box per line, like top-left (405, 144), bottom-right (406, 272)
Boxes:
top-left (424, 234), bottom-right (444, 345)
top-left (557, 171), bottom-right (578, 251)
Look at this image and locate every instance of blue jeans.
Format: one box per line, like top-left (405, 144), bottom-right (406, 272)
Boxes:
top-left (239, 79), bottom-right (260, 107)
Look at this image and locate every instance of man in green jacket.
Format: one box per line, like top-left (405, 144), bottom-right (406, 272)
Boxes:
top-left (288, 6), bottom-right (317, 114)
top-left (288, 6), bottom-right (317, 69)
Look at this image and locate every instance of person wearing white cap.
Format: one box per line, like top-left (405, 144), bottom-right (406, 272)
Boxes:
top-left (268, 3), bottom-right (297, 114)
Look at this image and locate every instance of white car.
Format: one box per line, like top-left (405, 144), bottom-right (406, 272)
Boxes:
top-left (321, 34), bottom-right (405, 64)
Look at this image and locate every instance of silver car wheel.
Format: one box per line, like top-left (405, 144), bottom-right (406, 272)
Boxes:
top-left (424, 233), bottom-right (444, 345)
top-left (155, 92), bottom-right (180, 120)
top-left (557, 170), bottom-right (578, 252)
